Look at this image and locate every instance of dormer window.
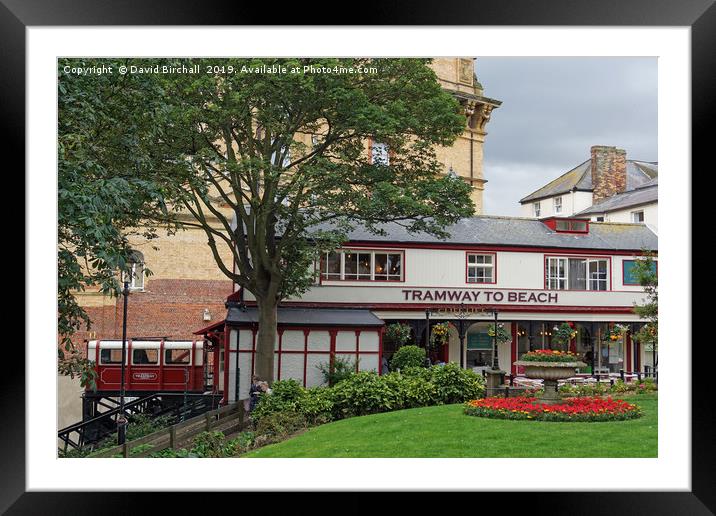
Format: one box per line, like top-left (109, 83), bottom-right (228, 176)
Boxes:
top-left (542, 217), bottom-right (589, 233)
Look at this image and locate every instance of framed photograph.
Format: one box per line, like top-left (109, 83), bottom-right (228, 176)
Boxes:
top-left (6, 0), bottom-right (711, 512)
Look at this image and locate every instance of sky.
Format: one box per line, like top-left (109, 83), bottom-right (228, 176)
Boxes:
top-left (475, 57), bottom-right (658, 216)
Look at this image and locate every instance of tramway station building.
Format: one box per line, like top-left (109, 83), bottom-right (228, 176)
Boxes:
top-left (196, 215), bottom-right (658, 403)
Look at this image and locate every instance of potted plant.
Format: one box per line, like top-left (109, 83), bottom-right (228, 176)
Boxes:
top-left (487, 322), bottom-right (511, 344)
top-left (551, 321), bottom-right (578, 347)
top-left (430, 322), bottom-right (450, 350)
top-left (602, 323), bottom-right (629, 342)
top-left (514, 349), bottom-right (586, 404)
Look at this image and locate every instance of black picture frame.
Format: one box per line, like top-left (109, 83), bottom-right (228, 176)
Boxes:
top-left (4, 0), bottom-right (710, 513)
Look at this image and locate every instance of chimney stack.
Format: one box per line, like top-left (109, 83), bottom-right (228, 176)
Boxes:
top-left (591, 145), bottom-right (627, 203)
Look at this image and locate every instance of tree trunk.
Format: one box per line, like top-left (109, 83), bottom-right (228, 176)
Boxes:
top-left (254, 297), bottom-right (278, 384)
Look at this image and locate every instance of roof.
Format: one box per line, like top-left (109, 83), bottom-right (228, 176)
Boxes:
top-left (519, 159), bottom-right (658, 203)
top-left (575, 185), bottom-right (658, 216)
top-left (337, 215), bottom-right (657, 251)
top-left (224, 306), bottom-right (385, 327)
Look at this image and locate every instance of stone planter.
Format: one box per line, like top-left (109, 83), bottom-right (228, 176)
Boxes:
top-left (514, 360), bottom-right (587, 404)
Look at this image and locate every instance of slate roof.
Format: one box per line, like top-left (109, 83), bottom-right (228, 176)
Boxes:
top-left (338, 215), bottom-right (657, 252)
top-left (520, 159), bottom-right (658, 203)
top-left (575, 184), bottom-right (658, 216)
top-left (225, 306), bottom-right (385, 326)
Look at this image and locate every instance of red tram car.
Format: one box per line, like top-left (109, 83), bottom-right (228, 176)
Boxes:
top-left (87, 339), bottom-right (213, 393)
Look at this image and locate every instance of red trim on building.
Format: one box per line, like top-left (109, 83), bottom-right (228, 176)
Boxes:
top-left (626, 333), bottom-right (633, 372)
top-left (511, 323), bottom-right (518, 377)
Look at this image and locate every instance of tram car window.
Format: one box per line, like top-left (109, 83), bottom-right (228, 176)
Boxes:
top-left (165, 349), bottom-right (191, 365)
top-left (100, 348), bottom-right (124, 365)
top-left (132, 348), bottom-right (158, 365)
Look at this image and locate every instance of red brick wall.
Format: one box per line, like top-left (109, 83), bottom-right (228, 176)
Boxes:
top-left (591, 145), bottom-right (627, 203)
top-left (72, 279), bottom-right (233, 350)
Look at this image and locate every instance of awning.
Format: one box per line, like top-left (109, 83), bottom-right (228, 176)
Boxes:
top-left (226, 306), bottom-right (384, 327)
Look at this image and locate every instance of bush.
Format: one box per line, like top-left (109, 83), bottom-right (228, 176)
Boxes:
top-left (191, 431), bottom-right (229, 458)
top-left (255, 410), bottom-right (307, 441)
top-left (330, 371), bottom-right (402, 418)
top-left (316, 355), bottom-right (357, 386)
top-left (390, 345), bottom-right (426, 371)
top-left (252, 380), bottom-right (334, 426)
top-left (422, 362), bottom-right (485, 404)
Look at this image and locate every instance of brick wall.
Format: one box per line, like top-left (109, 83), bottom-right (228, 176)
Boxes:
top-left (72, 279), bottom-right (233, 351)
top-left (591, 145), bottom-right (627, 203)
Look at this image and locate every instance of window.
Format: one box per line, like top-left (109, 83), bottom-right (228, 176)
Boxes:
top-left (122, 250), bottom-right (145, 290)
top-left (132, 349), bottom-right (158, 365)
top-left (534, 202), bottom-right (541, 217)
top-left (165, 349), bottom-right (191, 365)
top-left (100, 349), bottom-right (124, 365)
top-left (546, 257), bottom-right (608, 290)
top-left (466, 253), bottom-right (495, 283)
top-left (554, 196), bottom-right (563, 214)
top-left (321, 250), bottom-right (403, 281)
top-left (554, 219), bottom-right (588, 232)
top-left (371, 141), bottom-right (389, 165)
top-left (631, 210), bottom-right (645, 223)
top-left (595, 216), bottom-right (604, 222)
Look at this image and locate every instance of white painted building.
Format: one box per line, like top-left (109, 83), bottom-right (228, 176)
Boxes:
top-left (196, 215), bottom-right (658, 403)
top-left (519, 146), bottom-right (658, 230)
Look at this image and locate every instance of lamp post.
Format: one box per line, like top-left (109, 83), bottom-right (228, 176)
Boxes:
top-left (424, 308), bottom-right (431, 362)
top-left (117, 280), bottom-right (129, 445)
top-left (491, 309), bottom-right (500, 370)
top-left (453, 302), bottom-right (471, 369)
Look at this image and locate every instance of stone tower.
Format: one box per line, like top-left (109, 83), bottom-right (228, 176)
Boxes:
top-left (429, 58), bottom-right (501, 213)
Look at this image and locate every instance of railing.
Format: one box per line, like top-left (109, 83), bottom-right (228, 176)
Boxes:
top-left (88, 400), bottom-right (248, 458)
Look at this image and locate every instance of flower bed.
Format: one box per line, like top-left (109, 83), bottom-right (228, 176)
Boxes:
top-left (463, 396), bottom-right (642, 422)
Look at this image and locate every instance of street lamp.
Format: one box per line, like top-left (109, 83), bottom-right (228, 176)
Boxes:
top-left (117, 280), bottom-right (130, 445)
top-left (491, 309), bottom-right (500, 371)
top-left (453, 302), bottom-right (471, 369)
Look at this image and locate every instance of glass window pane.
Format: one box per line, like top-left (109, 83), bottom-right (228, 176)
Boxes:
top-left (165, 349), bottom-right (191, 365)
top-left (344, 251), bottom-right (358, 279)
top-left (374, 253), bottom-right (388, 280)
top-left (132, 349), bottom-right (158, 365)
top-left (100, 349), bottom-right (124, 364)
top-left (569, 258), bottom-right (587, 290)
top-left (358, 253), bottom-right (371, 278)
top-left (322, 252), bottom-right (341, 280)
top-left (387, 254), bottom-right (401, 280)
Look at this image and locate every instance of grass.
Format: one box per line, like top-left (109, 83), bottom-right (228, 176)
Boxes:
top-left (242, 394), bottom-right (657, 458)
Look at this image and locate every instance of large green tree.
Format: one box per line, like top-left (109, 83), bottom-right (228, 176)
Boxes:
top-left (60, 58), bottom-right (476, 386)
top-left (148, 58), bottom-right (475, 382)
top-left (632, 251), bottom-right (658, 374)
top-left (58, 59), bottom-right (180, 386)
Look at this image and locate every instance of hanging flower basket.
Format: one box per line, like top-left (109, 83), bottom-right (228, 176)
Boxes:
top-left (551, 322), bottom-right (578, 347)
top-left (602, 324), bottom-right (629, 342)
top-left (487, 323), bottom-right (511, 344)
top-left (430, 322), bottom-right (450, 348)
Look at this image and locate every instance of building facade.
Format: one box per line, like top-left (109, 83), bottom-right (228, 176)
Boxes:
top-left (198, 215), bottom-right (658, 403)
top-left (519, 146), bottom-right (658, 231)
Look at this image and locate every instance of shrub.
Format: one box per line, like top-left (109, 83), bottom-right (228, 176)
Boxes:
top-left (191, 431), bottom-right (228, 458)
top-left (255, 410), bottom-right (307, 440)
top-left (330, 371), bottom-right (402, 418)
top-left (423, 362), bottom-right (485, 404)
top-left (390, 345), bottom-right (426, 371)
top-left (252, 380), bottom-right (334, 426)
top-left (295, 387), bottom-right (334, 425)
top-left (317, 355), bottom-right (357, 386)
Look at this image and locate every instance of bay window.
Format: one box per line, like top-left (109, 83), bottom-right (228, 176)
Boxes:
top-left (546, 257), bottom-right (609, 290)
top-left (321, 249), bottom-right (403, 281)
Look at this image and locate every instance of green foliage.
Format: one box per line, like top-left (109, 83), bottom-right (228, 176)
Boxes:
top-left (255, 411), bottom-right (308, 440)
top-left (330, 372), bottom-right (402, 418)
top-left (58, 59), bottom-right (183, 386)
top-left (487, 323), bottom-right (512, 344)
top-left (252, 380), bottom-right (334, 426)
top-left (420, 363), bottom-right (486, 404)
top-left (316, 355), bottom-right (357, 386)
top-left (632, 251), bottom-right (658, 359)
top-left (390, 345), bottom-right (426, 371)
top-left (551, 322), bottom-right (578, 347)
top-left (191, 431), bottom-right (230, 458)
top-left (384, 323), bottom-right (412, 347)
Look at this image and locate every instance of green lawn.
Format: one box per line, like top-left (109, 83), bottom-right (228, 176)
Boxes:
top-left (242, 394), bottom-right (657, 458)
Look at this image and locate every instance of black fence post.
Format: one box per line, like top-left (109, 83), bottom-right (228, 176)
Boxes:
top-left (619, 369), bottom-right (625, 382)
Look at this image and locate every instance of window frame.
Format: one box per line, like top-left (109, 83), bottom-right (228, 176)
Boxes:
top-left (121, 251), bottom-right (145, 291)
top-left (320, 248), bottom-right (405, 283)
top-left (534, 201), bottom-right (541, 217)
top-left (370, 140), bottom-right (390, 166)
top-left (631, 210), bottom-right (645, 223)
top-left (553, 196), bottom-right (563, 214)
top-left (544, 255), bottom-right (612, 291)
top-left (131, 348), bottom-right (159, 366)
top-left (465, 252), bottom-right (497, 285)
